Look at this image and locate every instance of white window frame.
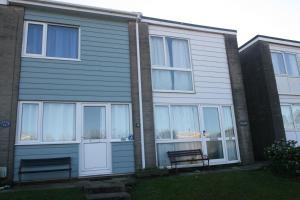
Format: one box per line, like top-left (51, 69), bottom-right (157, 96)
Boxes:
top-left (16, 101), bottom-right (133, 145)
top-left (16, 101), bottom-right (78, 145)
top-left (154, 103), bottom-right (240, 167)
top-left (22, 21), bottom-right (81, 61)
top-left (271, 51), bottom-right (299, 77)
top-left (149, 35), bottom-right (195, 93)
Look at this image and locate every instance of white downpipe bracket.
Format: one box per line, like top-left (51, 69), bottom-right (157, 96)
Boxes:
top-left (136, 15), bottom-right (146, 169)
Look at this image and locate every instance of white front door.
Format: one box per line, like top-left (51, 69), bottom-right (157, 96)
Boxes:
top-left (80, 104), bottom-right (111, 176)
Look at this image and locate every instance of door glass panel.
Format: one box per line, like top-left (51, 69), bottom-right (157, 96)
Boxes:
top-left (84, 106), bottom-right (106, 139)
top-left (207, 141), bottom-right (224, 159)
top-left (223, 106), bottom-right (235, 137)
top-left (226, 140), bottom-right (238, 161)
top-left (203, 107), bottom-right (221, 138)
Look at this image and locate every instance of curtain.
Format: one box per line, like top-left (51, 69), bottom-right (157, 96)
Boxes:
top-left (43, 103), bottom-right (75, 142)
top-left (284, 53), bottom-right (299, 76)
top-left (171, 106), bottom-right (200, 139)
top-left (26, 24), bottom-right (43, 54)
top-left (223, 107), bottom-right (234, 137)
top-left (271, 52), bottom-right (286, 74)
top-left (292, 106), bottom-right (300, 129)
top-left (167, 38), bottom-right (190, 68)
top-left (21, 104), bottom-right (39, 141)
top-left (46, 25), bottom-right (78, 58)
top-left (281, 106), bottom-right (294, 130)
top-left (207, 141), bottom-right (224, 159)
top-left (150, 36), bottom-right (165, 66)
top-left (154, 106), bottom-right (171, 139)
top-left (203, 107), bottom-right (221, 138)
top-left (226, 140), bottom-right (238, 161)
top-left (111, 105), bottom-right (130, 139)
top-left (173, 71), bottom-right (193, 91)
top-left (152, 69), bottom-right (172, 90)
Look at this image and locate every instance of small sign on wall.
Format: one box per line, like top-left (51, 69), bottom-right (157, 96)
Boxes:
top-left (239, 121), bottom-right (248, 126)
top-left (0, 120), bottom-right (11, 128)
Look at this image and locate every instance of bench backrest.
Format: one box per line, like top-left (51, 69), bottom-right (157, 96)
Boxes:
top-left (20, 157), bottom-right (71, 168)
top-left (167, 149), bottom-right (203, 158)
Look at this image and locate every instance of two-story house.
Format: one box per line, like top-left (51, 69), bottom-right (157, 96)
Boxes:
top-left (0, 0), bottom-right (255, 183)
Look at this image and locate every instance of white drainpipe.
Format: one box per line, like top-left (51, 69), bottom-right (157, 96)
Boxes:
top-left (136, 14), bottom-right (146, 169)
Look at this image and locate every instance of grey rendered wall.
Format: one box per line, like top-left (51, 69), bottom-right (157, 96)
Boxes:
top-left (0, 5), bottom-right (24, 183)
top-left (112, 142), bottom-right (135, 173)
top-left (128, 21), bottom-right (156, 169)
top-left (20, 8), bottom-right (131, 102)
top-left (14, 144), bottom-right (79, 182)
top-left (224, 34), bottom-right (255, 164)
top-left (239, 41), bottom-right (285, 160)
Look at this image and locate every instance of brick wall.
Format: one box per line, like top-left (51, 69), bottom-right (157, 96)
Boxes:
top-left (0, 5), bottom-right (24, 183)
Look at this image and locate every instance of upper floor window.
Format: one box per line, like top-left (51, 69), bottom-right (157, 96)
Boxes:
top-left (271, 52), bottom-right (299, 76)
top-left (23, 21), bottom-right (79, 60)
top-left (150, 36), bottom-right (193, 92)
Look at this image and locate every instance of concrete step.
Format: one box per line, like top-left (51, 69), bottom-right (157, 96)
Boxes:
top-left (85, 192), bottom-right (131, 200)
top-left (84, 182), bottom-right (125, 194)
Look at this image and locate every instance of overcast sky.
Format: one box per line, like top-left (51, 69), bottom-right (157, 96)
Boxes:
top-left (59, 0), bottom-right (300, 46)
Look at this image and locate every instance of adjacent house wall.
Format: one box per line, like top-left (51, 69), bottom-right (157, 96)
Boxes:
top-left (0, 5), bottom-right (24, 183)
top-left (269, 43), bottom-right (300, 144)
top-left (149, 25), bottom-right (234, 105)
top-left (240, 41), bottom-right (285, 160)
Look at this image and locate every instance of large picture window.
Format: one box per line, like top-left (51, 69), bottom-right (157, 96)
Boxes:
top-left (23, 21), bottom-right (79, 59)
top-left (150, 36), bottom-right (193, 92)
top-left (43, 103), bottom-right (76, 142)
top-left (154, 105), bottom-right (239, 167)
top-left (271, 52), bottom-right (299, 76)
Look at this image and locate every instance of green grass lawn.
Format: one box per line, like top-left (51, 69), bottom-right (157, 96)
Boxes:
top-left (132, 170), bottom-right (300, 200)
top-left (0, 188), bottom-right (85, 200)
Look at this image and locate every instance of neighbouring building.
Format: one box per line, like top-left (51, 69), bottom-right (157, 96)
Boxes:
top-left (131, 17), bottom-right (254, 168)
top-left (0, 0), bottom-right (255, 183)
top-left (240, 35), bottom-right (300, 160)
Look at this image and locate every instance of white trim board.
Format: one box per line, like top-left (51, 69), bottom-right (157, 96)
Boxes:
top-left (239, 36), bottom-right (300, 53)
top-left (8, 0), bottom-right (140, 19)
top-left (142, 18), bottom-right (237, 36)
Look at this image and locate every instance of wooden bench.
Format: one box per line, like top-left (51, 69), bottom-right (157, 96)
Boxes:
top-left (18, 157), bottom-right (72, 182)
top-left (167, 149), bottom-right (209, 170)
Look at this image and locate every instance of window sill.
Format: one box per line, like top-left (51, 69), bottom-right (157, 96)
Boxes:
top-left (15, 141), bottom-right (80, 145)
top-left (153, 90), bottom-right (195, 94)
top-left (22, 54), bottom-right (81, 62)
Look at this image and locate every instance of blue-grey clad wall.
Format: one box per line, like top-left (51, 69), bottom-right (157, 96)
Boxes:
top-left (20, 8), bottom-right (131, 102)
top-left (14, 142), bottom-right (135, 181)
top-left (14, 144), bottom-right (79, 182)
top-left (112, 142), bottom-right (135, 174)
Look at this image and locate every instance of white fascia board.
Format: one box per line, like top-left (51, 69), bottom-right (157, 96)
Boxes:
top-left (141, 18), bottom-right (237, 35)
top-left (8, 0), bottom-right (140, 19)
top-left (239, 36), bottom-right (300, 53)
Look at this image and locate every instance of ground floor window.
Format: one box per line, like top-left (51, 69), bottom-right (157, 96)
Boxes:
top-left (16, 101), bottom-right (132, 144)
top-left (154, 104), bottom-right (239, 167)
